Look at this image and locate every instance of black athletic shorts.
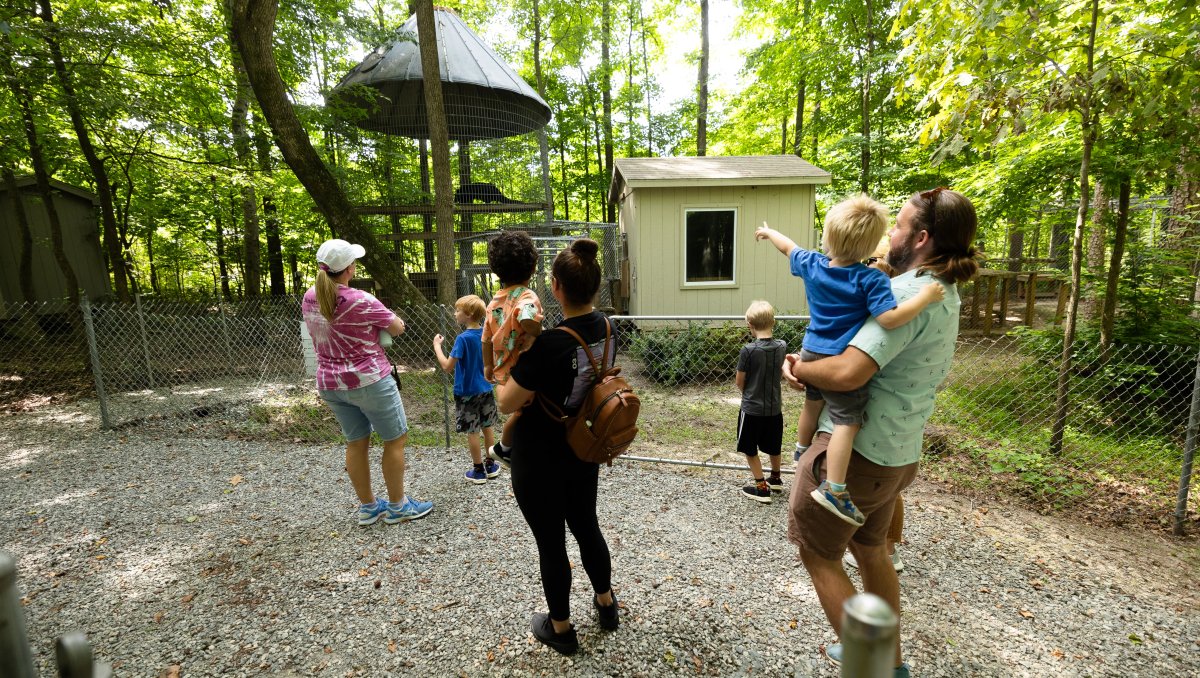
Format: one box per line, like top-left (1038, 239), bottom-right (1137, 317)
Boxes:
top-left (736, 411), bottom-right (783, 457)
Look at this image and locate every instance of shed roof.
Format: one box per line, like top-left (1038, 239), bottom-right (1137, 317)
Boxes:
top-left (608, 155), bottom-right (831, 203)
top-left (0, 176), bottom-right (99, 205)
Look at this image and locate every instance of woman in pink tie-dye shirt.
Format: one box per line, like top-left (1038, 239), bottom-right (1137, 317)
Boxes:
top-left (302, 239), bottom-right (433, 527)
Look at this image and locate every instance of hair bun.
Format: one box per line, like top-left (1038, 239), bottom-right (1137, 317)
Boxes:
top-left (572, 238), bottom-right (600, 261)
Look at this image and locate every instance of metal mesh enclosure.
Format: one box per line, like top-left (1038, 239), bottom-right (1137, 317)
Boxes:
top-left (2, 300), bottom-right (1196, 531)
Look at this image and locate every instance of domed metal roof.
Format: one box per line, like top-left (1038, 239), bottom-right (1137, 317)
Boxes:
top-left (329, 9), bottom-right (552, 141)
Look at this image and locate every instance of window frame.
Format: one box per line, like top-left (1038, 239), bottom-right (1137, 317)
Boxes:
top-left (681, 206), bottom-right (739, 289)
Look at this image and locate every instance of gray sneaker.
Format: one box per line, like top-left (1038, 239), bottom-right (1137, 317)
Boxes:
top-left (843, 549), bottom-right (904, 572)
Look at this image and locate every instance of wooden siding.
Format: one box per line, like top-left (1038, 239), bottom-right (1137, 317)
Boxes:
top-left (0, 188), bottom-right (110, 303)
top-left (623, 184), bottom-right (816, 316)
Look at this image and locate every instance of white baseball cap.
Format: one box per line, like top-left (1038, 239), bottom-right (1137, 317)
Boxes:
top-left (316, 239), bottom-right (365, 273)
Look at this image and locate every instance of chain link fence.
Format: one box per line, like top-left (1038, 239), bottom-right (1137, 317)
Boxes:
top-left (1, 300), bottom-right (1196, 532)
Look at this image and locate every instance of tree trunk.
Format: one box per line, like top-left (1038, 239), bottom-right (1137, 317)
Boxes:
top-left (1163, 135), bottom-right (1200, 307)
top-left (414, 0), bottom-right (457, 306)
top-left (640, 1), bottom-right (653, 155)
top-left (1007, 220), bottom-right (1023, 273)
top-left (210, 176), bottom-right (232, 301)
top-left (147, 222), bottom-right (160, 296)
top-left (532, 0), bottom-right (554, 224)
top-left (457, 141), bottom-right (473, 284)
top-left (1050, 0), bottom-right (1100, 456)
top-left (558, 131), bottom-right (570, 220)
top-left (3, 167), bottom-right (37, 303)
top-left (419, 140), bottom-right (435, 272)
top-left (1085, 179), bottom-right (1107, 321)
top-left (793, 0), bottom-right (810, 158)
top-left (228, 0), bottom-right (427, 305)
top-left (1099, 175), bottom-right (1130, 361)
top-left (601, 0), bottom-right (615, 222)
top-left (228, 11), bottom-right (262, 298)
top-left (858, 0), bottom-right (874, 193)
top-left (255, 115), bottom-right (286, 296)
top-left (37, 0), bottom-right (129, 302)
top-left (811, 82), bottom-right (820, 162)
top-left (2, 41), bottom-right (79, 306)
top-left (696, 0), bottom-right (709, 156)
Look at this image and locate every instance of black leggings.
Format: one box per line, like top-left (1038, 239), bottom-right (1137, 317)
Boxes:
top-left (510, 443), bottom-right (612, 622)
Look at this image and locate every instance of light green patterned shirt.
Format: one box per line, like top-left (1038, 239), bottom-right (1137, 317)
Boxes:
top-left (816, 269), bottom-right (960, 467)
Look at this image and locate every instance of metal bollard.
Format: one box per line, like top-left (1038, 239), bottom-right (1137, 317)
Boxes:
top-left (0, 551), bottom-right (36, 678)
top-left (841, 592), bottom-right (898, 678)
top-left (56, 632), bottom-right (112, 678)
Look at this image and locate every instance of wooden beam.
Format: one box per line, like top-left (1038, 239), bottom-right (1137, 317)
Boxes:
top-left (982, 277), bottom-right (996, 336)
top-left (1024, 272), bottom-right (1038, 327)
top-left (353, 202), bottom-right (549, 216)
top-left (998, 277), bottom-right (1010, 330)
top-left (379, 231), bottom-right (488, 242)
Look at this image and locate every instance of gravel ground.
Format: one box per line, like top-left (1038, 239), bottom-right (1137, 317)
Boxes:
top-left (3, 407), bottom-right (1199, 677)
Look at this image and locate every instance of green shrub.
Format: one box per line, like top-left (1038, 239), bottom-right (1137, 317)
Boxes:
top-left (630, 318), bottom-right (808, 385)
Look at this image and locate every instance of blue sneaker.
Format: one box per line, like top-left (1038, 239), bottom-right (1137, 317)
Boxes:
top-left (383, 497), bottom-right (433, 524)
top-left (483, 459), bottom-right (501, 479)
top-left (810, 480), bottom-right (866, 526)
top-left (825, 644), bottom-right (909, 677)
top-left (488, 443), bottom-right (512, 470)
top-left (357, 498), bottom-right (388, 526)
top-left (464, 467), bottom-right (488, 484)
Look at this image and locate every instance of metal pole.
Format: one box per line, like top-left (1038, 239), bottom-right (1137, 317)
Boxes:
top-left (0, 551), bottom-right (36, 678)
top-left (438, 305), bottom-right (452, 451)
top-left (1173, 346), bottom-right (1200, 537)
top-left (80, 298), bottom-right (112, 430)
top-left (56, 631), bottom-right (112, 678)
top-left (840, 593), bottom-right (898, 678)
top-left (133, 293), bottom-right (155, 389)
top-left (622, 454), bottom-right (795, 474)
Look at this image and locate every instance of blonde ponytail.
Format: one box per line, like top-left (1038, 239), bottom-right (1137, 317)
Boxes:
top-left (316, 268), bottom-right (339, 321)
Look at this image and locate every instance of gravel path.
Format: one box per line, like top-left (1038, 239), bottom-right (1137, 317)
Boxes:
top-left (2, 409), bottom-right (1199, 677)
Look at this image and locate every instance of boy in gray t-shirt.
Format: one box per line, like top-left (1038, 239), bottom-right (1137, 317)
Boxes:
top-left (736, 301), bottom-right (788, 503)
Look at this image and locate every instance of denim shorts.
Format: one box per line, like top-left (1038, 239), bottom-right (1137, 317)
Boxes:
top-left (319, 375), bottom-right (408, 442)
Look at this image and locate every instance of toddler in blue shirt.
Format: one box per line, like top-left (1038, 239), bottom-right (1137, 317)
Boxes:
top-left (757, 195), bottom-right (943, 526)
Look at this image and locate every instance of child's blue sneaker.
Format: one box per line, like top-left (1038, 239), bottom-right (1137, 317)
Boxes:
top-left (810, 480), bottom-right (866, 526)
top-left (357, 498), bottom-right (388, 526)
top-left (383, 497), bottom-right (433, 524)
top-left (465, 467), bottom-right (488, 484)
top-left (483, 459), bottom-right (501, 479)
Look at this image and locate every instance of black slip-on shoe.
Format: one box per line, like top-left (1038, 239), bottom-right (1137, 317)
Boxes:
top-left (594, 592), bottom-right (619, 631)
top-left (531, 612), bottom-right (578, 655)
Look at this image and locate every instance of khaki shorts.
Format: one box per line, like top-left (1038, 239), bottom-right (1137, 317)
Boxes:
top-left (787, 432), bottom-right (917, 561)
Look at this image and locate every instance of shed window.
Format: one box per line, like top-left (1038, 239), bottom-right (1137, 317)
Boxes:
top-left (684, 208), bottom-right (736, 285)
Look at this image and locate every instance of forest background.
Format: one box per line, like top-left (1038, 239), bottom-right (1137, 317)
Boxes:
top-left (1, 0), bottom-right (1198, 347)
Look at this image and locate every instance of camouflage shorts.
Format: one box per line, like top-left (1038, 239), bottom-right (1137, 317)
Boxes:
top-left (454, 391), bottom-right (498, 433)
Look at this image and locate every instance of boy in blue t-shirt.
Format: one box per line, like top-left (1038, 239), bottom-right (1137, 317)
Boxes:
top-left (433, 295), bottom-right (501, 484)
top-left (756, 195), bottom-right (943, 526)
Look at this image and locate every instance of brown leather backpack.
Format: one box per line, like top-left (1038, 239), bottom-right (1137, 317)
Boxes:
top-left (538, 318), bottom-right (640, 464)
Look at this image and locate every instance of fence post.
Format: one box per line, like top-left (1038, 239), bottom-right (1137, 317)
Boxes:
top-left (0, 551), bottom-right (36, 678)
top-left (79, 298), bottom-right (112, 430)
top-left (56, 632), bottom-right (111, 678)
top-left (133, 293), bottom-right (155, 389)
top-left (1174, 346), bottom-right (1200, 537)
top-left (840, 592), bottom-right (898, 678)
top-left (438, 305), bottom-right (452, 451)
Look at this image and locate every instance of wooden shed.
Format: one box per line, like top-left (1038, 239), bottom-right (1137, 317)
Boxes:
top-left (607, 155), bottom-right (831, 315)
top-left (0, 176), bottom-right (110, 305)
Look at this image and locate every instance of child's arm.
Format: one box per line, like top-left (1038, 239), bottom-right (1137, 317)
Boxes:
top-left (482, 338), bottom-right (495, 382)
top-left (735, 370), bottom-right (747, 392)
top-left (876, 282), bottom-right (945, 330)
top-left (432, 334), bottom-right (456, 374)
top-left (755, 222), bottom-right (800, 256)
top-left (519, 318), bottom-right (543, 337)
